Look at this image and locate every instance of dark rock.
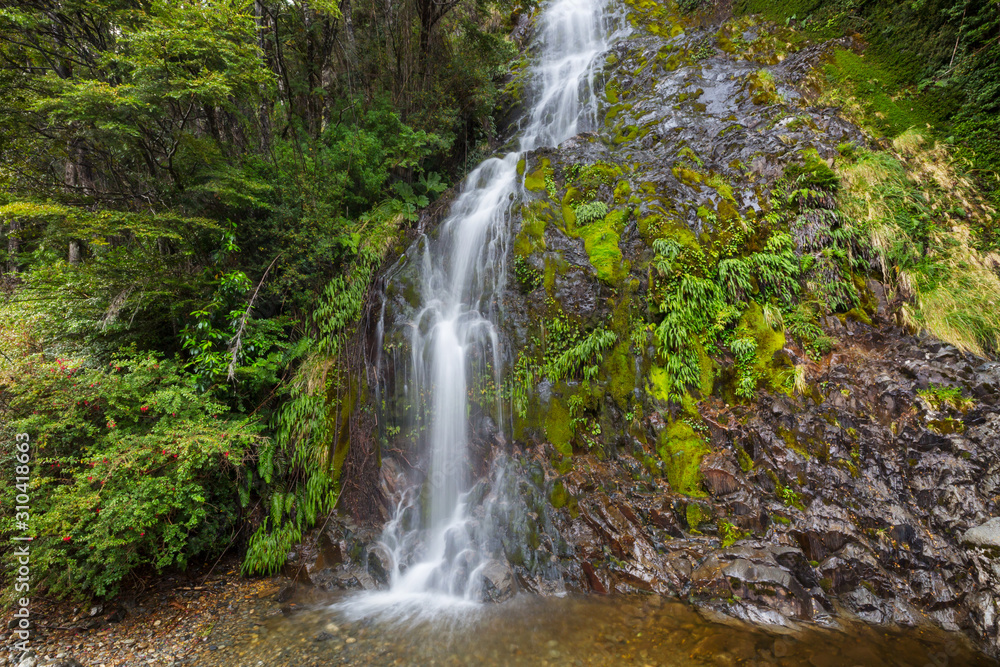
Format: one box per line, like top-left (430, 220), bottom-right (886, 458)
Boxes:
top-left (479, 559), bottom-right (515, 603)
top-left (367, 545), bottom-right (392, 586)
top-left (700, 453), bottom-right (741, 495)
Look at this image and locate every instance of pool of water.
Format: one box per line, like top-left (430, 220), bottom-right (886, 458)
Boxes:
top-left (226, 593), bottom-right (997, 666)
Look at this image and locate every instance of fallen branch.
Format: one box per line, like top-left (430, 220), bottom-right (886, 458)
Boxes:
top-left (227, 254), bottom-right (281, 381)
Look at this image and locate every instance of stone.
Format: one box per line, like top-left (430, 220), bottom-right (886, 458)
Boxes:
top-left (963, 518), bottom-right (1000, 549)
top-left (479, 559), bottom-right (515, 603)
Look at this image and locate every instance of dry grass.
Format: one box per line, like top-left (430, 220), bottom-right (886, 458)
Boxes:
top-left (839, 130), bottom-right (1000, 357)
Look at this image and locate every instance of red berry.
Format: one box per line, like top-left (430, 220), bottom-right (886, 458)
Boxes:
top-left (87, 476), bottom-right (93, 481)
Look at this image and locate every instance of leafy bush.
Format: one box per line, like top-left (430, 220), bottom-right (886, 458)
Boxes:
top-left (0, 352), bottom-right (261, 598)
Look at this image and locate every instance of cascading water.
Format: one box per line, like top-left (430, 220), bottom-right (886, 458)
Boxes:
top-left (342, 0), bottom-right (609, 620)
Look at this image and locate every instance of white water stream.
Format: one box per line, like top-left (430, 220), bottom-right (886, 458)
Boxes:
top-left (341, 0), bottom-right (609, 620)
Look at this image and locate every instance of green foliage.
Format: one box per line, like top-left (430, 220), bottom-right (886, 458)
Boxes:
top-left (513, 256), bottom-right (542, 292)
top-left (917, 384), bottom-right (974, 411)
top-left (574, 200), bottom-right (610, 225)
top-left (0, 351), bottom-right (260, 598)
top-left (719, 519), bottom-right (750, 547)
top-left (0, 0), bottom-right (517, 595)
top-left (736, 0), bottom-right (1000, 205)
top-left (785, 148), bottom-right (839, 191)
top-left (242, 203), bottom-right (400, 575)
top-left (575, 208), bottom-right (629, 283)
top-left (840, 135), bottom-right (1000, 356)
top-left (785, 302), bottom-right (836, 359)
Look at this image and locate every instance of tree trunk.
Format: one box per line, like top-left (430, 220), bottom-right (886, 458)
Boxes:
top-left (68, 239), bottom-right (82, 265)
top-left (7, 220), bottom-right (21, 273)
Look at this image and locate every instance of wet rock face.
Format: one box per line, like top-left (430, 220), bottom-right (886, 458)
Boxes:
top-left (295, 518), bottom-right (387, 593)
top-left (525, 334), bottom-right (1000, 654)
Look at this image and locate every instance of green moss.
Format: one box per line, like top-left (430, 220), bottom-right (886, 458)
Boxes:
top-left (545, 396), bottom-right (573, 456)
top-left (575, 161), bottom-right (623, 194)
top-left (604, 341), bottom-right (635, 408)
top-left (843, 307), bottom-right (872, 326)
top-left (735, 445), bottom-right (754, 472)
top-left (672, 164), bottom-right (704, 187)
top-left (685, 503), bottom-right (706, 531)
top-left (605, 79), bottom-right (620, 104)
top-left (739, 301), bottom-right (787, 382)
top-left (575, 208), bottom-right (628, 283)
top-left (613, 124), bottom-right (641, 145)
top-left (613, 180), bottom-right (631, 204)
top-left (549, 480), bottom-right (578, 516)
top-left (517, 158), bottom-right (526, 176)
top-left (694, 338), bottom-right (716, 397)
top-left (525, 158), bottom-right (552, 192)
top-left (647, 365), bottom-right (671, 404)
top-left (513, 203), bottom-right (548, 258)
top-left (657, 419), bottom-right (710, 497)
top-left (823, 48), bottom-right (941, 139)
top-left (563, 186), bottom-right (582, 206)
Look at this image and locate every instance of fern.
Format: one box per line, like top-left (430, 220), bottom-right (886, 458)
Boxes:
top-left (243, 202), bottom-right (401, 575)
top-left (574, 200), bottom-right (609, 225)
top-left (543, 328), bottom-right (617, 383)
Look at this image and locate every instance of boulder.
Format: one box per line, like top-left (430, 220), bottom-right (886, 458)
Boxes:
top-left (479, 559), bottom-right (515, 603)
top-left (964, 518), bottom-right (1000, 549)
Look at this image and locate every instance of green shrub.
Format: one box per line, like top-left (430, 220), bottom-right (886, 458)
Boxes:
top-left (0, 352), bottom-right (260, 598)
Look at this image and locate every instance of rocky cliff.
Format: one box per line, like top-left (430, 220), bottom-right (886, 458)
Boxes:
top-left (299, 0), bottom-right (1000, 657)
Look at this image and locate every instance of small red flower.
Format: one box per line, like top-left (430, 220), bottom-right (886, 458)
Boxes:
top-left (87, 476), bottom-right (93, 481)
top-left (140, 406), bottom-right (149, 413)
top-left (139, 532), bottom-right (145, 536)
top-left (223, 451), bottom-right (229, 457)
top-left (63, 536), bottom-right (71, 542)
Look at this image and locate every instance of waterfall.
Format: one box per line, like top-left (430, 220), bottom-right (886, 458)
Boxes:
top-left (341, 0), bottom-right (609, 620)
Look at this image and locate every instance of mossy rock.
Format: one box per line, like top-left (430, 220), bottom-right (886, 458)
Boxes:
top-left (656, 419), bottom-right (710, 497)
top-left (604, 341), bottom-right (636, 408)
top-left (545, 395), bottom-right (573, 455)
top-left (739, 301), bottom-right (787, 381)
top-left (525, 158), bottom-right (552, 192)
top-left (575, 208), bottom-right (629, 283)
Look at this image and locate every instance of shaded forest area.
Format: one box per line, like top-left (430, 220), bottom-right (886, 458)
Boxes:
top-left (0, 0), bottom-right (522, 597)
